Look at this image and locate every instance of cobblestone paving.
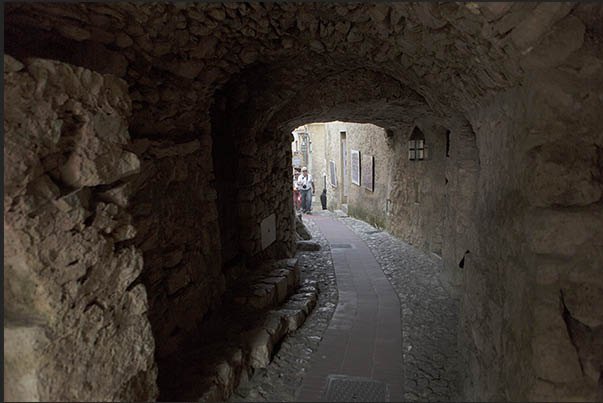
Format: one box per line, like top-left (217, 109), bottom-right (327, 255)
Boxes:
top-left (231, 217), bottom-right (338, 402)
top-left (338, 213), bottom-right (461, 402)
top-left (231, 211), bottom-right (461, 402)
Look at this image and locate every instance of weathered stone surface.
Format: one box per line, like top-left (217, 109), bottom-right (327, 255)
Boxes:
top-left (247, 283), bottom-right (276, 310)
top-left (243, 328), bottom-right (272, 369)
top-left (511, 3), bottom-right (574, 52)
top-left (276, 308), bottom-right (307, 332)
top-left (523, 141), bottom-right (601, 207)
top-left (3, 2), bottom-right (602, 402)
top-left (296, 240), bottom-right (321, 251)
top-left (4, 325), bottom-right (49, 402)
top-left (520, 15), bottom-right (585, 70)
top-left (295, 214), bottom-right (312, 240)
top-left (231, 217), bottom-right (335, 402)
top-left (262, 313), bottom-right (288, 345)
top-left (4, 56), bottom-right (157, 401)
top-left (97, 182), bottom-right (132, 208)
top-left (260, 276), bottom-right (288, 304)
top-left (4, 54), bottom-right (24, 72)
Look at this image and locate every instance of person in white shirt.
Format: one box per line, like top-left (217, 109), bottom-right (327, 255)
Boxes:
top-left (292, 168), bottom-right (302, 211)
top-left (296, 167), bottom-right (315, 214)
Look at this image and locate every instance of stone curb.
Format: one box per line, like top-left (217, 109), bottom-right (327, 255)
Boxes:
top-left (194, 270), bottom-right (319, 402)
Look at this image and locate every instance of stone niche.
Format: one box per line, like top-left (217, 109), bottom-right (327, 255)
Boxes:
top-left (3, 54), bottom-right (157, 401)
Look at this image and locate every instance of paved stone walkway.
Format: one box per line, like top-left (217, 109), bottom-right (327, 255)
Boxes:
top-left (298, 214), bottom-right (404, 401)
top-left (338, 214), bottom-right (461, 401)
top-left (230, 211), bottom-right (460, 402)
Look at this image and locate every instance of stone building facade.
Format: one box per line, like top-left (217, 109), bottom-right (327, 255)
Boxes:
top-left (4, 3), bottom-right (603, 402)
top-left (305, 121), bottom-right (445, 254)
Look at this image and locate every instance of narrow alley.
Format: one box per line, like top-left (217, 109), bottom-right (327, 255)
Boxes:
top-left (4, 3), bottom-right (602, 402)
top-left (231, 211), bottom-right (459, 402)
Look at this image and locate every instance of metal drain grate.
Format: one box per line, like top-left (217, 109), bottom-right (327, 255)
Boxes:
top-left (330, 243), bottom-right (353, 249)
top-left (322, 375), bottom-right (388, 402)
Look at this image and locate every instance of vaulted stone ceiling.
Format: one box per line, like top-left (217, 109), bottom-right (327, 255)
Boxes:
top-left (4, 3), bottom-right (603, 402)
top-left (6, 2), bottom-right (600, 137)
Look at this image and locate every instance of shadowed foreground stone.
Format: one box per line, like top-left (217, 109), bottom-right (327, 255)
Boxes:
top-left (158, 259), bottom-right (319, 402)
top-left (297, 240), bottom-right (322, 251)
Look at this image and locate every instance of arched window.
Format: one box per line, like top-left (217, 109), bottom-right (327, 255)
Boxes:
top-left (408, 126), bottom-right (426, 161)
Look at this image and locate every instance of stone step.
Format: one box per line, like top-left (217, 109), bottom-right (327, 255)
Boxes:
top-left (232, 259), bottom-right (300, 311)
top-left (195, 282), bottom-right (319, 402)
top-left (297, 240), bottom-right (321, 251)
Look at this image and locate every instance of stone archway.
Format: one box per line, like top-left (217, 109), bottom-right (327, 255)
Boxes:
top-left (4, 3), bottom-right (603, 401)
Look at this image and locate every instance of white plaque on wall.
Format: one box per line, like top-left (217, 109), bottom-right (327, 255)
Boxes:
top-left (351, 149), bottom-right (360, 186)
top-left (329, 160), bottom-right (337, 187)
top-left (260, 214), bottom-right (276, 250)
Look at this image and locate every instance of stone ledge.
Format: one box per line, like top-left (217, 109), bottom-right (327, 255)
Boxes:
top-left (160, 259), bottom-right (319, 402)
top-left (197, 289), bottom-right (319, 401)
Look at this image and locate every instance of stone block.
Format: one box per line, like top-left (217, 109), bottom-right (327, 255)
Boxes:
top-left (285, 293), bottom-right (317, 316)
top-left (166, 266), bottom-right (190, 296)
top-left (262, 313), bottom-right (288, 344)
top-left (29, 174), bottom-right (60, 201)
top-left (280, 258), bottom-right (299, 269)
top-left (247, 283), bottom-right (275, 310)
top-left (4, 54), bottom-right (25, 72)
top-left (163, 247), bottom-right (185, 269)
top-left (524, 208), bottom-right (599, 256)
top-left (197, 381), bottom-right (221, 403)
top-left (268, 268), bottom-right (294, 294)
top-left (275, 308), bottom-right (307, 332)
top-left (531, 314), bottom-right (584, 383)
top-left (4, 324), bottom-right (49, 402)
top-left (296, 240), bottom-right (321, 251)
top-left (562, 282), bottom-right (603, 327)
top-left (259, 276), bottom-right (288, 304)
top-left (511, 3), bottom-right (573, 51)
top-left (295, 215), bottom-right (312, 240)
top-left (242, 328), bottom-right (272, 369)
top-left (97, 182), bottom-right (132, 208)
top-left (298, 285), bottom-right (318, 294)
top-left (215, 360), bottom-right (234, 388)
top-left (112, 224), bottom-right (136, 242)
top-left (480, 3), bottom-right (513, 22)
top-left (291, 266), bottom-right (301, 289)
top-left (61, 145), bottom-right (140, 187)
top-left (148, 140), bottom-right (201, 159)
top-left (520, 15), bottom-right (585, 70)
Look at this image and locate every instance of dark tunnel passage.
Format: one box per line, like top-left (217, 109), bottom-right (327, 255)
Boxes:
top-left (4, 2), bottom-right (603, 402)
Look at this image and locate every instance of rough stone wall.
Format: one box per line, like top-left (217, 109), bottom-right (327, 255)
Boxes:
top-left (329, 122), bottom-right (391, 229)
top-left (306, 123), bottom-right (328, 195)
top-left (237, 130), bottom-right (296, 263)
top-left (4, 2), bottom-right (603, 401)
top-left (458, 11), bottom-right (603, 400)
top-left (126, 132), bottom-right (224, 361)
top-left (323, 123), bottom-right (345, 211)
top-left (462, 66), bottom-right (603, 400)
top-left (4, 55), bottom-right (157, 401)
top-left (212, 81), bottom-right (296, 268)
top-left (439, 118), bottom-right (480, 293)
top-left (387, 121), bottom-right (448, 256)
